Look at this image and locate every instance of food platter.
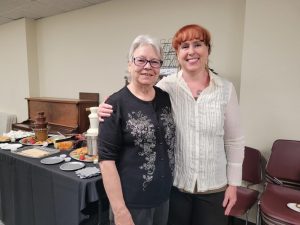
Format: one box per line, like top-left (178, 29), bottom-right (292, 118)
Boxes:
top-left (69, 147), bottom-right (97, 162)
top-left (19, 136), bottom-right (54, 146)
top-left (13, 146), bottom-right (59, 158)
top-left (60, 162), bottom-right (85, 171)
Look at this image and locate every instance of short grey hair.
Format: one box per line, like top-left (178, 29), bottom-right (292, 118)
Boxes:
top-left (128, 35), bottom-right (163, 61)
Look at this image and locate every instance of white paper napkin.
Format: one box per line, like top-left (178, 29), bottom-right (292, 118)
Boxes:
top-left (3, 130), bottom-right (34, 139)
top-left (75, 167), bottom-right (100, 179)
top-left (0, 143), bottom-right (23, 151)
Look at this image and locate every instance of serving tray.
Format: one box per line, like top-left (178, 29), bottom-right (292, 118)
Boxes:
top-left (19, 136), bottom-right (54, 146)
top-left (12, 146), bottom-right (59, 158)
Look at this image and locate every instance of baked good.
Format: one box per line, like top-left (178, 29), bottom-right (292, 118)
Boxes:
top-left (0, 136), bottom-right (10, 142)
top-left (18, 148), bottom-right (50, 158)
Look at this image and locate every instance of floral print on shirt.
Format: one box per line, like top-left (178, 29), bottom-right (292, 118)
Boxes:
top-left (126, 111), bottom-right (156, 190)
top-left (126, 107), bottom-right (175, 190)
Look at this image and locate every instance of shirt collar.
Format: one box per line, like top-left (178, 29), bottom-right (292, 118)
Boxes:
top-left (178, 70), bottom-right (223, 87)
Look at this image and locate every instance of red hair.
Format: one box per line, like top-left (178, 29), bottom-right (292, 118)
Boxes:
top-left (172, 24), bottom-right (211, 54)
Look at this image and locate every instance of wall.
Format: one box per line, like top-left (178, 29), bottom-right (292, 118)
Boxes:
top-left (240, 0), bottom-right (300, 159)
top-left (0, 0), bottom-right (245, 122)
top-left (239, 1), bottom-right (300, 221)
top-left (35, 0), bottom-right (245, 102)
top-left (25, 19), bottom-right (40, 98)
top-left (0, 19), bottom-right (30, 121)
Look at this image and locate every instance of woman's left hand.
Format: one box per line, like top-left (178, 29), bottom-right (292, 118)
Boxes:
top-left (222, 185), bottom-right (237, 215)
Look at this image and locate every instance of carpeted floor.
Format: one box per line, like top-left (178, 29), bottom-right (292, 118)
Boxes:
top-left (233, 217), bottom-right (255, 225)
top-left (0, 217), bottom-right (255, 225)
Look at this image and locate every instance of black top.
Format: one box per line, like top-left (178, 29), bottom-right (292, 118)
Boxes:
top-left (98, 86), bottom-right (176, 208)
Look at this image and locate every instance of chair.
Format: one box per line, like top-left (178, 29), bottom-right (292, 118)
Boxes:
top-left (265, 139), bottom-right (300, 190)
top-left (229, 146), bottom-right (263, 225)
top-left (258, 139), bottom-right (300, 225)
top-left (259, 183), bottom-right (300, 225)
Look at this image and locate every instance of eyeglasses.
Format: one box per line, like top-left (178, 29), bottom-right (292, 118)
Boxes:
top-left (132, 57), bottom-right (163, 68)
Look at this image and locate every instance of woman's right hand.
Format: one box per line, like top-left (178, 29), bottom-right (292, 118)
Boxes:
top-left (97, 100), bottom-right (113, 122)
top-left (114, 207), bottom-right (135, 225)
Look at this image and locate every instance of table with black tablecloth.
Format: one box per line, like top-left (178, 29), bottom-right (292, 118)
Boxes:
top-left (0, 147), bottom-right (108, 225)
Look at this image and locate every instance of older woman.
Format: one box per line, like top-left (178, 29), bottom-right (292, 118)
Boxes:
top-left (98, 35), bottom-right (176, 225)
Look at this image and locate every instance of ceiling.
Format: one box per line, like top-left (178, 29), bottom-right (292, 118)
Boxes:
top-left (0, 0), bottom-right (110, 26)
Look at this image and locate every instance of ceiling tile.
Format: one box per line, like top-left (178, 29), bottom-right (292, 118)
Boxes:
top-left (37, 0), bottom-right (90, 12)
top-left (0, 0), bottom-right (31, 14)
top-left (0, 0), bottom-right (111, 26)
top-left (84, 0), bottom-right (110, 4)
top-left (0, 1), bottom-right (63, 20)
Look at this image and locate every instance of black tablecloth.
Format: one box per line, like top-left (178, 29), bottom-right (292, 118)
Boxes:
top-left (0, 147), bottom-right (107, 225)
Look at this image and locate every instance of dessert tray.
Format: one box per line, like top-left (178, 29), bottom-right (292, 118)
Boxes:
top-left (13, 146), bottom-right (59, 158)
top-left (69, 147), bottom-right (98, 162)
top-left (19, 136), bottom-right (54, 146)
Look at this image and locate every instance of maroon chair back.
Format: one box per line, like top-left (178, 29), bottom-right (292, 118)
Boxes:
top-left (265, 139), bottom-right (300, 188)
top-left (243, 146), bottom-right (262, 185)
top-left (228, 146), bottom-right (262, 223)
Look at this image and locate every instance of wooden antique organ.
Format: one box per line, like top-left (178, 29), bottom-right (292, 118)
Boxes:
top-left (12, 93), bottom-right (99, 134)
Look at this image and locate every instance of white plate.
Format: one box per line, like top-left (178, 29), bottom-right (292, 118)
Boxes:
top-left (60, 162), bottom-right (85, 171)
top-left (41, 156), bottom-right (64, 165)
top-left (287, 203), bottom-right (300, 212)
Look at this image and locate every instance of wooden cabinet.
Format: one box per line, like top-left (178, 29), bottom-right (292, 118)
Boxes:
top-left (12, 94), bottom-right (99, 134)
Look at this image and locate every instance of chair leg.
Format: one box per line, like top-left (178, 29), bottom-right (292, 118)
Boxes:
top-left (256, 201), bottom-right (261, 225)
top-left (245, 212), bottom-right (248, 225)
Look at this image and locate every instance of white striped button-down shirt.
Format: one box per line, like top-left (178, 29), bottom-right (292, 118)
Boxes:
top-left (157, 70), bottom-right (244, 193)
